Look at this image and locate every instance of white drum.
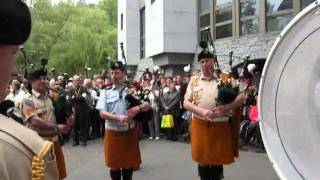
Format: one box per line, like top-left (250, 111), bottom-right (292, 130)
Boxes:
top-left (259, 1), bottom-right (320, 180)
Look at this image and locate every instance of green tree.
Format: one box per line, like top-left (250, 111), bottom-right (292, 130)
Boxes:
top-left (18, 0), bottom-right (117, 77)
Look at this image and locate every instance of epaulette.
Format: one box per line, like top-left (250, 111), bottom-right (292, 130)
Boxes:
top-left (191, 75), bottom-right (200, 86)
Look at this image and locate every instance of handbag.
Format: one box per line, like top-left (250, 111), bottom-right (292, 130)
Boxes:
top-left (161, 114), bottom-right (174, 128)
top-left (249, 105), bottom-right (259, 122)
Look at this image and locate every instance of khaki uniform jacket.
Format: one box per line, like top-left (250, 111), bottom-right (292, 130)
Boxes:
top-left (0, 114), bottom-right (59, 180)
top-left (20, 90), bottom-right (58, 141)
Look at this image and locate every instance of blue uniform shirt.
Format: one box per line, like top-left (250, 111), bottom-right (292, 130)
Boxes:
top-left (96, 85), bottom-right (135, 131)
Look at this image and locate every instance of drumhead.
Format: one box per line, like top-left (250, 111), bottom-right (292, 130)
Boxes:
top-left (259, 1), bottom-right (320, 179)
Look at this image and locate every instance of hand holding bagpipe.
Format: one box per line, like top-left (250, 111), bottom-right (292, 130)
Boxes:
top-left (127, 103), bottom-right (143, 119)
top-left (124, 92), bottom-right (153, 123)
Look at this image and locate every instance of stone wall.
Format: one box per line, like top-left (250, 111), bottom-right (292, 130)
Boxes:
top-left (192, 32), bottom-right (280, 72)
top-left (136, 32), bottom-right (280, 78)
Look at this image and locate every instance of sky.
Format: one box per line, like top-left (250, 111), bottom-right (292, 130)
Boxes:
top-left (51, 0), bottom-right (100, 5)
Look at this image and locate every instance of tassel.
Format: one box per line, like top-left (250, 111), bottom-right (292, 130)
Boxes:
top-left (32, 141), bottom-right (54, 180)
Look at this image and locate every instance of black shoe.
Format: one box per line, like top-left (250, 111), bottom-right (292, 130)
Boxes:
top-left (72, 142), bottom-right (79, 147)
top-left (80, 141), bottom-right (87, 146)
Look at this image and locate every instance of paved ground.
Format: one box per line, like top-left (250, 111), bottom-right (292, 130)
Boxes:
top-left (62, 138), bottom-right (279, 180)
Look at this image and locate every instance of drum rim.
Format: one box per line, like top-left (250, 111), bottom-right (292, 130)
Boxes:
top-left (258, 1), bottom-right (320, 179)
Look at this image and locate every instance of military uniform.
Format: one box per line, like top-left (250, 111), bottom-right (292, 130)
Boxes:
top-left (96, 61), bottom-right (142, 180)
top-left (21, 89), bottom-right (67, 179)
top-left (185, 74), bottom-right (239, 165)
top-left (0, 114), bottom-right (59, 180)
top-left (96, 85), bottom-right (141, 169)
top-left (184, 41), bottom-right (241, 180)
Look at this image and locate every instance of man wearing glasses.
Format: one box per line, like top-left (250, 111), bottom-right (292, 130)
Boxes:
top-left (96, 61), bottom-right (151, 180)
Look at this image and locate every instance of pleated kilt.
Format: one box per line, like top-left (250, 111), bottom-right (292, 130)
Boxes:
top-left (104, 128), bottom-right (141, 169)
top-left (53, 141), bottom-right (67, 179)
top-left (190, 117), bottom-right (235, 165)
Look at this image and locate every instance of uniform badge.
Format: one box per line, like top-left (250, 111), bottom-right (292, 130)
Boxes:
top-left (24, 99), bottom-right (34, 108)
top-left (26, 107), bottom-right (34, 115)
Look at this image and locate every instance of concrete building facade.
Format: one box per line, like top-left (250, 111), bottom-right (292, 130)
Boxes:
top-left (118, 0), bottom-right (316, 77)
top-left (118, 0), bottom-right (197, 77)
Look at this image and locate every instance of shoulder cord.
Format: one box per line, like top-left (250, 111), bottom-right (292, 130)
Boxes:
top-left (32, 141), bottom-right (54, 180)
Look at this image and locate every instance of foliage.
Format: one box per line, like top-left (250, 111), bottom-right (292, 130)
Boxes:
top-left (18, 0), bottom-right (117, 76)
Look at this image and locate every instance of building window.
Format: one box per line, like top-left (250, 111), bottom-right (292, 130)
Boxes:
top-left (200, 13), bottom-right (210, 28)
top-left (200, 29), bottom-right (210, 41)
top-left (215, 0), bottom-right (233, 39)
top-left (301, 0), bottom-right (316, 10)
top-left (240, 0), bottom-right (260, 35)
top-left (120, 13), bottom-right (123, 30)
top-left (199, 0), bottom-right (211, 41)
top-left (140, 8), bottom-right (145, 59)
top-left (266, 0), bottom-right (293, 32)
top-left (200, 0), bottom-right (210, 13)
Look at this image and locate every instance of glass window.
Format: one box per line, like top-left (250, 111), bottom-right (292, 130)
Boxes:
top-left (215, 0), bottom-right (233, 39)
top-left (266, 0), bottom-right (293, 13)
top-left (200, 13), bottom-right (210, 28)
top-left (240, 0), bottom-right (259, 35)
top-left (301, 0), bottom-right (316, 10)
top-left (140, 8), bottom-right (145, 59)
top-left (240, 18), bottom-right (259, 35)
top-left (267, 13), bottom-right (292, 32)
top-left (216, 0), bottom-right (232, 6)
top-left (215, 0), bottom-right (232, 23)
top-left (198, 0), bottom-right (210, 41)
top-left (200, 0), bottom-right (210, 14)
top-left (216, 24), bottom-right (232, 39)
top-left (266, 0), bottom-right (293, 32)
top-left (200, 29), bottom-right (210, 41)
top-left (240, 0), bottom-right (259, 17)
top-left (216, 7), bottom-right (232, 23)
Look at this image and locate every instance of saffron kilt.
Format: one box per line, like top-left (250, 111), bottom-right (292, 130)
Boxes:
top-left (190, 117), bottom-right (235, 165)
top-left (104, 128), bottom-right (141, 169)
top-left (53, 141), bottom-right (67, 179)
